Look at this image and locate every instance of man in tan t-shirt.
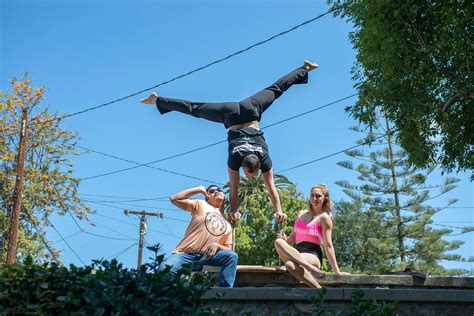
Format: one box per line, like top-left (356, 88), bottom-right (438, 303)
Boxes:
top-left (158, 185), bottom-right (238, 287)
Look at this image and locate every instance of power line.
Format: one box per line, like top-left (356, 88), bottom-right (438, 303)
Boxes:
top-left (431, 223), bottom-right (473, 230)
top-left (50, 230), bottom-right (83, 245)
top-left (93, 212), bottom-right (181, 239)
top-left (57, 7), bottom-right (337, 121)
top-left (78, 145), bottom-right (223, 184)
top-left (106, 242), bottom-right (137, 260)
top-left (83, 198), bottom-right (182, 213)
top-left (48, 219), bottom-right (86, 265)
top-left (24, 209), bottom-right (62, 265)
top-left (78, 193), bottom-right (170, 202)
top-left (78, 140), bottom-right (227, 181)
top-left (76, 93), bottom-right (357, 181)
top-left (277, 133), bottom-right (389, 173)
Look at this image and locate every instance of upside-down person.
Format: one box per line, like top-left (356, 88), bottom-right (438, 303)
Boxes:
top-left (140, 60), bottom-right (319, 223)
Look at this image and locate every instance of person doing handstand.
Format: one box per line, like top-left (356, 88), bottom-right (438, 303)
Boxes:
top-left (140, 60), bottom-right (319, 222)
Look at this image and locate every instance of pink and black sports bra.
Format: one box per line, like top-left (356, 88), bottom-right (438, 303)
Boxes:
top-left (293, 214), bottom-right (323, 245)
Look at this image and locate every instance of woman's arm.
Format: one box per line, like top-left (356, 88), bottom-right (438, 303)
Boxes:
top-left (321, 214), bottom-right (347, 275)
top-left (170, 186), bottom-right (207, 212)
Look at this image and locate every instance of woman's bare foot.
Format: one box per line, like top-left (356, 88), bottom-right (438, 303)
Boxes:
top-left (140, 92), bottom-right (158, 104)
top-left (304, 60), bottom-right (319, 71)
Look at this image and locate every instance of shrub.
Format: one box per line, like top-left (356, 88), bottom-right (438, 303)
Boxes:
top-left (0, 245), bottom-right (217, 315)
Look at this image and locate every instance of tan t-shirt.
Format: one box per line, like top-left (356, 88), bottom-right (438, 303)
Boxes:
top-left (174, 199), bottom-right (233, 253)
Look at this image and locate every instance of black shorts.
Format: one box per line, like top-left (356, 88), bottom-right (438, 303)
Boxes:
top-left (295, 241), bottom-right (323, 265)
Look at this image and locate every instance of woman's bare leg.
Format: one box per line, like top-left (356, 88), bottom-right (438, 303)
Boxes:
top-left (284, 261), bottom-right (321, 288)
top-left (274, 238), bottom-right (325, 278)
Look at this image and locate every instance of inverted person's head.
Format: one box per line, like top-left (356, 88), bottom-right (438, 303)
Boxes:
top-left (242, 154), bottom-right (260, 178)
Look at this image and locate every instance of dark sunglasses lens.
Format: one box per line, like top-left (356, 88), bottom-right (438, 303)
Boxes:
top-left (208, 188), bottom-right (223, 194)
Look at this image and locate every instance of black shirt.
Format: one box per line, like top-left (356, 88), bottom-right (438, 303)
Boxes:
top-left (227, 127), bottom-right (272, 173)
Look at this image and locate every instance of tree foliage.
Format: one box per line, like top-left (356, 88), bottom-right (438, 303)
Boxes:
top-left (333, 123), bottom-right (470, 275)
top-left (0, 76), bottom-right (90, 263)
top-left (0, 246), bottom-right (218, 315)
top-left (330, 0), bottom-right (473, 174)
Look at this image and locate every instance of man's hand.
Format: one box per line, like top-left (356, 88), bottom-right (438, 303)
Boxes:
top-left (274, 212), bottom-right (287, 223)
top-left (228, 211), bottom-right (241, 223)
top-left (198, 186), bottom-right (210, 199)
top-left (203, 242), bottom-right (219, 259)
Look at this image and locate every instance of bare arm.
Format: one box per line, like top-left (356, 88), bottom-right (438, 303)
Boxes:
top-left (170, 186), bottom-right (208, 212)
top-left (286, 230), bottom-right (296, 245)
top-left (227, 167), bottom-right (240, 214)
top-left (262, 168), bottom-right (287, 222)
top-left (321, 214), bottom-right (346, 275)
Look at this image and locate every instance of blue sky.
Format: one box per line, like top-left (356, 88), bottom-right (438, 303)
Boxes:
top-left (1, 0), bottom-right (472, 273)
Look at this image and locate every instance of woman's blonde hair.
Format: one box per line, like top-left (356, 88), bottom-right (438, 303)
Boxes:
top-left (309, 183), bottom-right (333, 218)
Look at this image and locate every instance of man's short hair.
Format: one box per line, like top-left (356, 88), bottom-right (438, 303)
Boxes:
top-left (206, 184), bottom-right (219, 192)
top-left (242, 154), bottom-right (260, 173)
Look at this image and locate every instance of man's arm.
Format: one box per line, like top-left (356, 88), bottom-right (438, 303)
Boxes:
top-left (262, 168), bottom-right (287, 222)
top-left (170, 186), bottom-right (208, 212)
top-left (227, 167), bottom-right (240, 215)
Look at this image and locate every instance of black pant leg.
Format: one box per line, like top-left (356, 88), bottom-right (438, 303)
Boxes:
top-left (239, 66), bottom-right (309, 116)
top-left (156, 96), bottom-right (239, 125)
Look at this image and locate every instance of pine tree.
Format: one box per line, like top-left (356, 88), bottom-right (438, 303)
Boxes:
top-left (334, 118), bottom-right (472, 275)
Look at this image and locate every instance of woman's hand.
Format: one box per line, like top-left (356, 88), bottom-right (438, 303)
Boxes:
top-left (335, 271), bottom-right (351, 275)
top-left (276, 230), bottom-right (287, 240)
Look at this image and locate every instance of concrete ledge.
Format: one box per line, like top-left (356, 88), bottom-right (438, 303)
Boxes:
top-left (200, 265), bottom-right (474, 289)
top-left (203, 287), bottom-right (474, 315)
top-left (203, 288), bottom-right (474, 303)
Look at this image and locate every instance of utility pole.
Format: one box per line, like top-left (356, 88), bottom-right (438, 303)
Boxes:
top-left (6, 108), bottom-right (28, 264)
top-left (124, 209), bottom-right (163, 269)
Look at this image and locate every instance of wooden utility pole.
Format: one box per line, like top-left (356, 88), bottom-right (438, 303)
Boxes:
top-left (6, 108), bottom-right (28, 264)
top-left (124, 209), bottom-right (163, 269)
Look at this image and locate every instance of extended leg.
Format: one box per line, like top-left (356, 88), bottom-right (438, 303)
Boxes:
top-left (284, 260), bottom-right (321, 288)
top-left (141, 92), bottom-right (239, 125)
top-left (274, 238), bottom-right (324, 279)
top-left (239, 61), bottom-right (318, 116)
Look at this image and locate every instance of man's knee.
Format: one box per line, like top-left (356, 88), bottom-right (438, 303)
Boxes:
top-left (221, 250), bottom-right (238, 264)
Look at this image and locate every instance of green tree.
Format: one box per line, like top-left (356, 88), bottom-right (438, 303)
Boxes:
top-left (332, 200), bottom-right (398, 273)
top-left (0, 76), bottom-right (90, 263)
top-left (334, 121), bottom-right (471, 275)
top-left (225, 173), bottom-right (306, 265)
top-left (330, 0), bottom-right (473, 174)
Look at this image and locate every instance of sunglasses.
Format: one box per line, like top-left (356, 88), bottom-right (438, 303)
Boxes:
top-left (208, 187), bottom-right (223, 194)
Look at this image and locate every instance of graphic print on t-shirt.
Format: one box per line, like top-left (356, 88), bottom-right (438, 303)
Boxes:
top-left (231, 142), bottom-right (264, 155)
top-left (204, 212), bottom-right (227, 237)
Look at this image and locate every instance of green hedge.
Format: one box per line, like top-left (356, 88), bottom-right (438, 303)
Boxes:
top-left (0, 246), bottom-right (218, 315)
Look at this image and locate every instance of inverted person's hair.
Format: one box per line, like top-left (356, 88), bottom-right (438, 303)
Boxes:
top-left (242, 154), bottom-right (260, 173)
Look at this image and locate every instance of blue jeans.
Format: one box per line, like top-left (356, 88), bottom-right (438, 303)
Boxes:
top-left (158, 250), bottom-right (238, 288)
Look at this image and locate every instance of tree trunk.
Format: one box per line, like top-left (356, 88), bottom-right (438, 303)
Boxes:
top-left (385, 117), bottom-right (405, 262)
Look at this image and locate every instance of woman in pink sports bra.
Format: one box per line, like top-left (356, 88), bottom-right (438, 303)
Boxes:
top-left (274, 184), bottom-right (348, 288)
